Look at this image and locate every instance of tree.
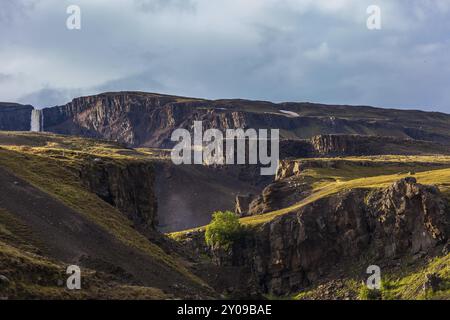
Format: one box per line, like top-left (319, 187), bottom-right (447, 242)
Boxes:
top-left (205, 211), bottom-right (243, 249)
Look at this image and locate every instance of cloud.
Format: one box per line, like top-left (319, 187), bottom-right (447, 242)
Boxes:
top-left (18, 87), bottom-right (84, 108)
top-left (134, 0), bottom-right (196, 12)
top-left (0, 0), bottom-right (39, 24)
top-left (0, 73), bottom-right (13, 83)
top-left (0, 0), bottom-right (449, 113)
top-left (304, 42), bottom-right (331, 61)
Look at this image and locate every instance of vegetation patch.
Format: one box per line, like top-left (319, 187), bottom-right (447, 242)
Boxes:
top-left (294, 253), bottom-right (449, 300)
top-left (205, 211), bottom-right (244, 249)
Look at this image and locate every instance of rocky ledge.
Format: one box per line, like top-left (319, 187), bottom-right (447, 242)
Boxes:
top-left (183, 178), bottom-right (449, 295)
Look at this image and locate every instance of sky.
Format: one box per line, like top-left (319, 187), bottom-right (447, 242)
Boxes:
top-left (1, 0), bottom-right (449, 113)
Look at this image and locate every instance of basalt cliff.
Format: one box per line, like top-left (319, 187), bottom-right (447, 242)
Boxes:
top-left (2, 92), bottom-right (450, 147)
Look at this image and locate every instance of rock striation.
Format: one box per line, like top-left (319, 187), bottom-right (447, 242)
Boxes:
top-left (79, 159), bottom-right (158, 229)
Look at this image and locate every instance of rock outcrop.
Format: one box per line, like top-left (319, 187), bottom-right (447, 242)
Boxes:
top-left (79, 159), bottom-right (158, 229)
top-left (311, 134), bottom-right (366, 155)
top-left (309, 134), bottom-right (450, 156)
top-left (235, 194), bottom-right (254, 216)
top-left (187, 178), bottom-right (449, 295)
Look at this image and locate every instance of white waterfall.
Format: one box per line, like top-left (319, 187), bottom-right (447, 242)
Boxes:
top-left (30, 109), bottom-right (44, 132)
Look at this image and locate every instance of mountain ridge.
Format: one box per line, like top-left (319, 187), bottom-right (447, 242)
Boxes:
top-left (2, 91), bottom-right (450, 147)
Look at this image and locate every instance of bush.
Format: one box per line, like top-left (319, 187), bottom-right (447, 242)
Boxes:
top-left (205, 211), bottom-right (243, 249)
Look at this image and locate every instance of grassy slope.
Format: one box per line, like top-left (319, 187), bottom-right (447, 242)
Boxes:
top-left (293, 253), bottom-right (449, 300)
top-left (243, 164), bottom-right (450, 226)
top-left (0, 132), bottom-right (209, 294)
top-left (169, 155), bottom-right (450, 300)
top-left (0, 208), bottom-right (171, 299)
top-left (170, 155), bottom-right (450, 237)
top-left (2, 132), bottom-right (448, 299)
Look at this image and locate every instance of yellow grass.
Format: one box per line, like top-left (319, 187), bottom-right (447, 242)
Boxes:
top-left (171, 157), bottom-right (450, 237)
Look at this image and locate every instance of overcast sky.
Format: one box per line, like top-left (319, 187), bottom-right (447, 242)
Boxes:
top-left (1, 0), bottom-right (449, 113)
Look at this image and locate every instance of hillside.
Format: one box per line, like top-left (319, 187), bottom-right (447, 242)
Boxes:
top-left (0, 131), bottom-right (448, 300)
top-left (172, 156), bottom-right (450, 299)
top-left (0, 132), bottom-right (215, 299)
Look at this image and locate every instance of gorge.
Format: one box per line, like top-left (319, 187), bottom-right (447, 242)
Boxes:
top-left (0, 92), bottom-right (449, 300)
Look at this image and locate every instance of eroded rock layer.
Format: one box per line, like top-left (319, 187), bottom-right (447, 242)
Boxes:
top-left (185, 178), bottom-right (449, 295)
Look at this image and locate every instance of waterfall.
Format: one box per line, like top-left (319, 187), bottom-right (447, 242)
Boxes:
top-left (30, 109), bottom-right (44, 132)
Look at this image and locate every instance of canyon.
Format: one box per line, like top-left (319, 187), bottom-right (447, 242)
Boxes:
top-left (0, 92), bottom-right (449, 299)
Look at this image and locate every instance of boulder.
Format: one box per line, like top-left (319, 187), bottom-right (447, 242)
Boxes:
top-left (235, 194), bottom-right (254, 217)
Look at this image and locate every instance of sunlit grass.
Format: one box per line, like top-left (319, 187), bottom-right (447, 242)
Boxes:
top-left (170, 156), bottom-right (450, 237)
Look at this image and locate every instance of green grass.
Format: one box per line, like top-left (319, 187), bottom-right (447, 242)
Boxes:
top-left (0, 131), bottom-right (171, 162)
top-left (292, 254), bottom-right (450, 300)
top-left (170, 156), bottom-right (450, 237)
top-left (380, 254), bottom-right (450, 300)
top-left (242, 167), bottom-right (450, 226)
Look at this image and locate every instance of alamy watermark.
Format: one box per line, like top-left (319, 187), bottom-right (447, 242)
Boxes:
top-left (170, 121), bottom-right (279, 175)
top-left (366, 265), bottom-right (381, 290)
top-left (367, 5), bottom-right (382, 30)
top-left (66, 5), bottom-right (81, 30)
top-left (66, 265), bottom-right (81, 290)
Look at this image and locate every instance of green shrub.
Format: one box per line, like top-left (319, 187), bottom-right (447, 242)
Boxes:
top-left (205, 211), bottom-right (243, 249)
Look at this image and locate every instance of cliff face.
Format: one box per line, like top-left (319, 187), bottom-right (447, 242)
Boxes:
top-left (0, 103), bottom-right (33, 131)
top-left (41, 93), bottom-right (278, 147)
top-left (42, 93), bottom-right (311, 148)
top-left (37, 92), bottom-right (450, 147)
top-left (2, 92), bottom-right (450, 148)
top-left (188, 178), bottom-right (449, 295)
top-left (308, 134), bottom-right (450, 156)
top-left (311, 134), bottom-right (366, 155)
top-left (79, 159), bottom-right (158, 229)
top-left (43, 93), bottom-right (182, 146)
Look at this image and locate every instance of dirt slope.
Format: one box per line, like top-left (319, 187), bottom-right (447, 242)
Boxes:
top-left (0, 167), bottom-right (214, 297)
